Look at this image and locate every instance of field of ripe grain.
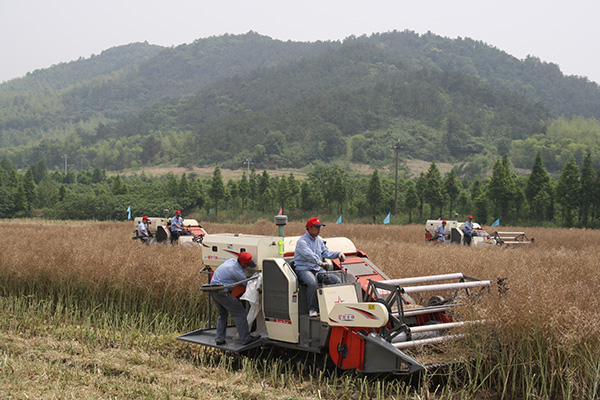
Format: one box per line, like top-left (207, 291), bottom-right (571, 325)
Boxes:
top-left (1, 219), bottom-right (599, 399)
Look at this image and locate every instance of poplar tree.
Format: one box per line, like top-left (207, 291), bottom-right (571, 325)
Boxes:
top-left (209, 166), bottom-right (225, 217)
top-left (367, 170), bottom-right (383, 223)
top-left (556, 156), bottom-right (580, 227)
top-left (424, 162), bottom-right (443, 218)
top-left (238, 172), bottom-right (250, 210)
top-left (444, 168), bottom-right (461, 214)
top-left (488, 155), bottom-right (515, 222)
top-left (526, 151), bottom-right (553, 221)
top-left (579, 152), bottom-right (595, 227)
top-left (404, 181), bottom-right (418, 223)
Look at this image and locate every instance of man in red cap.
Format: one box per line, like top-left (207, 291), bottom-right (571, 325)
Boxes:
top-left (170, 210), bottom-right (184, 243)
top-left (294, 217), bottom-right (346, 317)
top-left (434, 220), bottom-right (447, 244)
top-left (209, 252), bottom-right (260, 346)
top-left (138, 216), bottom-right (151, 244)
top-left (463, 215), bottom-right (474, 246)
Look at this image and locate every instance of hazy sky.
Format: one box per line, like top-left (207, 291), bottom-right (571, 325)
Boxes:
top-left (1, 0), bottom-right (599, 84)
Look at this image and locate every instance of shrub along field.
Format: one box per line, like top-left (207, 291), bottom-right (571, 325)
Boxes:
top-left (1, 219), bottom-right (599, 399)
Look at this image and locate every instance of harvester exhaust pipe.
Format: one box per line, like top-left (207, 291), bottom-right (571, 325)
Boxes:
top-left (274, 215), bottom-right (287, 255)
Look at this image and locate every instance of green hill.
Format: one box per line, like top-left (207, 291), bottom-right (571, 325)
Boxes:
top-left (1, 31), bottom-right (600, 175)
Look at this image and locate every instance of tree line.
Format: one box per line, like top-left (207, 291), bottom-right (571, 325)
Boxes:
top-left (0, 153), bottom-right (596, 228)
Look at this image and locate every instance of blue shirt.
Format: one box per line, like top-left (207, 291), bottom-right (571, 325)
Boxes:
top-left (211, 258), bottom-right (248, 287)
top-left (463, 220), bottom-right (473, 231)
top-left (138, 221), bottom-right (149, 237)
top-left (170, 216), bottom-right (184, 232)
top-left (294, 231), bottom-right (340, 272)
top-left (435, 225), bottom-right (446, 242)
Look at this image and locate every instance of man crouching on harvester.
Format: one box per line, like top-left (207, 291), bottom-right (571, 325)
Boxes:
top-left (294, 217), bottom-right (346, 318)
top-left (209, 252), bottom-right (261, 346)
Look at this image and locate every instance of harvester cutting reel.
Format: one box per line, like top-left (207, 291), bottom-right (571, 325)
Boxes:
top-left (363, 273), bottom-right (490, 349)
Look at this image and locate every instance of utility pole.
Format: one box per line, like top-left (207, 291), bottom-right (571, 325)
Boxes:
top-left (244, 158), bottom-right (253, 178)
top-left (62, 154), bottom-right (69, 174)
top-left (392, 138), bottom-right (402, 215)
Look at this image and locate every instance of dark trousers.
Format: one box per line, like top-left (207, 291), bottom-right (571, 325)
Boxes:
top-left (296, 268), bottom-right (341, 313)
top-left (463, 232), bottom-right (472, 246)
top-left (170, 230), bottom-right (181, 243)
top-left (210, 291), bottom-right (252, 344)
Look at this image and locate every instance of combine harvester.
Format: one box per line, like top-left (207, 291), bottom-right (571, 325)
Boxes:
top-left (426, 220), bottom-right (534, 247)
top-left (178, 216), bottom-right (491, 374)
top-left (132, 216), bottom-right (206, 245)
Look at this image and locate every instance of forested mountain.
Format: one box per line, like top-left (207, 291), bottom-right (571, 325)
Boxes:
top-left (1, 31), bottom-right (600, 175)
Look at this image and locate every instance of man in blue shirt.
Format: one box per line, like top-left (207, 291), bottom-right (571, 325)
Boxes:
top-left (138, 216), bottom-right (151, 244)
top-left (463, 215), bottom-right (474, 246)
top-left (170, 210), bottom-right (184, 243)
top-left (294, 217), bottom-right (346, 318)
top-left (210, 252), bottom-right (260, 346)
top-left (434, 220), bottom-right (447, 244)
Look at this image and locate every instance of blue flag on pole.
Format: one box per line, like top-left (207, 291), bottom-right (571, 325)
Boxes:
top-left (127, 206), bottom-right (131, 220)
top-left (491, 218), bottom-right (500, 227)
top-left (383, 212), bottom-right (391, 225)
top-left (336, 215), bottom-right (342, 224)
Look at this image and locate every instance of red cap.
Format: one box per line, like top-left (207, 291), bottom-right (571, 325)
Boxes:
top-left (442, 220), bottom-right (446, 223)
top-left (306, 217), bottom-right (325, 228)
top-left (142, 216), bottom-right (149, 220)
top-left (468, 215), bottom-right (473, 219)
top-left (176, 210), bottom-right (181, 214)
top-left (238, 252), bottom-right (255, 268)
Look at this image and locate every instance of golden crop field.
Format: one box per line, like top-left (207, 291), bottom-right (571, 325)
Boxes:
top-left (1, 219), bottom-right (599, 399)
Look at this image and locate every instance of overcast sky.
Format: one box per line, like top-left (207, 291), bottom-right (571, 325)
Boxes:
top-left (1, 0), bottom-right (599, 84)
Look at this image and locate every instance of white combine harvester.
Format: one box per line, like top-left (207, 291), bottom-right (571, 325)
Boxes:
top-left (132, 216), bottom-right (206, 245)
top-left (177, 216), bottom-right (491, 375)
top-left (425, 220), bottom-right (533, 247)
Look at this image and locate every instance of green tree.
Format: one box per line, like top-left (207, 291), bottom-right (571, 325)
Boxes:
top-left (165, 173), bottom-right (178, 196)
top-left (525, 151), bottom-right (553, 221)
top-left (474, 193), bottom-right (488, 225)
top-left (556, 156), bottom-right (580, 227)
top-left (258, 170), bottom-right (271, 209)
top-left (208, 166), bottom-right (225, 217)
top-left (287, 173), bottom-right (301, 211)
top-left (579, 152), bottom-right (595, 227)
top-left (415, 172), bottom-right (426, 217)
top-left (424, 162), bottom-right (443, 218)
top-left (238, 172), bottom-right (250, 210)
top-left (58, 184), bottom-right (66, 201)
top-left (404, 181), bottom-right (418, 223)
top-left (332, 174), bottom-right (347, 215)
top-left (179, 173), bottom-right (190, 197)
top-left (111, 175), bottom-right (127, 195)
top-left (31, 159), bottom-right (48, 184)
top-left (22, 168), bottom-right (36, 208)
top-left (487, 155), bottom-right (515, 222)
top-left (300, 181), bottom-right (319, 211)
top-left (91, 168), bottom-right (105, 183)
top-left (366, 170), bottom-right (384, 223)
top-left (12, 182), bottom-right (28, 215)
top-left (444, 168), bottom-right (461, 214)
top-left (276, 176), bottom-right (290, 213)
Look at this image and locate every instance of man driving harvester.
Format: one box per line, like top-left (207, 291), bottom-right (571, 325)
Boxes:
top-left (294, 217), bottom-right (346, 318)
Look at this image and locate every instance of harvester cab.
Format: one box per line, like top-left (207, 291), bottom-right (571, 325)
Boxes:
top-left (177, 216), bottom-right (491, 375)
top-left (132, 217), bottom-right (206, 245)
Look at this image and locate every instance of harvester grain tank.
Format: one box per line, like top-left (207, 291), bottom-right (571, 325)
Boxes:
top-left (178, 216), bottom-right (491, 374)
